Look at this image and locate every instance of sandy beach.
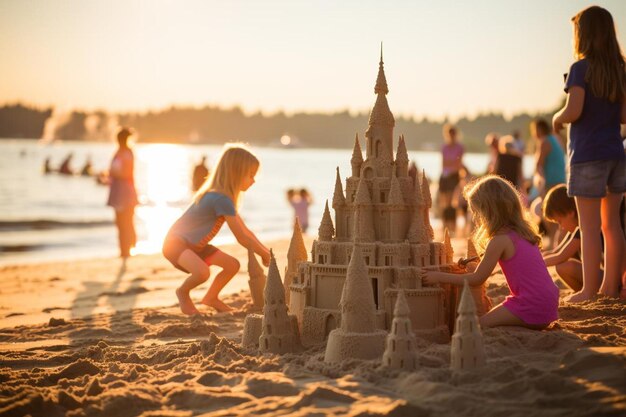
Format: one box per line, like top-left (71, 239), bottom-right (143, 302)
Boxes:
top-left (0, 236), bottom-right (624, 417)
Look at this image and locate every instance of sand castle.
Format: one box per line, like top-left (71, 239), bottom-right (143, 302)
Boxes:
top-left (382, 290), bottom-right (419, 370)
top-left (287, 51), bottom-right (454, 345)
top-left (450, 279), bottom-right (486, 371)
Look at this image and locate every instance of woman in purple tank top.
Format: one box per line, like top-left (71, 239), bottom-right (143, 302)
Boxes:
top-left (422, 175), bottom-right (559, 329)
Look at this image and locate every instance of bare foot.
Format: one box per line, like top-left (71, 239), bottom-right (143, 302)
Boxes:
top-left (599, 290), bottom-right (619, 298)
top-left (201, 296), bottom-right (233, 313)
top-left (564, 291), bottom-right (597, 303)
top-left (176, 287), bottom-right (200, 315)
top-left (620, 287), bottom-right (626, 300)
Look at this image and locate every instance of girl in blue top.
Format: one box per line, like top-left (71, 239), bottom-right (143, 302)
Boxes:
top-left (163, 144), bottom-right (271, 314)
top-left (553, 6), bottom-right (626, 302)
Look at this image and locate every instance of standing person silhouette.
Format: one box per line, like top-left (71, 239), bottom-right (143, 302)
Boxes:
top-left (553, 6), bottom-right (626, 302)
top-left (192, 155), bottom-right (209, 192)
top-left (107, 127), bottom-right (138, 260)
top-left (438, 123), bottom-right (465, 236)
top-left (530, 119), bottom-right (566, 250)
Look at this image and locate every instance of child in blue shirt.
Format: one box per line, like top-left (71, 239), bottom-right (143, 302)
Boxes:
top-left (163, 144), bottom-right (271, 314)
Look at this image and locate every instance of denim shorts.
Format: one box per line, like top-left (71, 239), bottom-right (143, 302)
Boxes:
top-left (567, 158), bottom-right (626, 198)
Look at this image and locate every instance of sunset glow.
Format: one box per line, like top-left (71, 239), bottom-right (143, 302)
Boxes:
top-left (1, 0), bottom-right (625, 120)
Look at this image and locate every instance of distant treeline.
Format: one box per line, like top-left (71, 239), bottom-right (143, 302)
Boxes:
top-left (0, 103), bottom-right (559, 152)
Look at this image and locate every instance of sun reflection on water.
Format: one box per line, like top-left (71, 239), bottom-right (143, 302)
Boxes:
top-left (133, 144), bottom-right (192, 255)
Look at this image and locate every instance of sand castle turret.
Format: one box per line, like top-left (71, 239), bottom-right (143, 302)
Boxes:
top-left (351, 134), bottom-right (363, 178)
top-left (318, 201), bottom-right (334, 242)
top-left (395, 135), bottom-right (408, 178)
top-left (324, 246), bottom-right (387, 362)
top-left (247, 249), bottom-right (266, 311)
top-left (421, 171), bottom-right (434, 241)
top-left (444, 228), bottom-right (454, 264)
top-left (354, 179), bottom-right (375, 243)
top-left (450, 279), bottom-right (486, 371)
top-left (284, 218), bottom-right (307, 305)
top-left (259, 250), bottom-right (299, 354)
top-left (408, 176), bottom-right (429, 244)
top-left (382, 290), bottom-right (419, 370)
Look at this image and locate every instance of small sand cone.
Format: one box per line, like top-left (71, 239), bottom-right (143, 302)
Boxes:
top-left (259, 250), bottom-right (299, 354)
top-left (465, 238), bottom-right (492, 316)
top-left (324, 246), bottom-right (386, 363)
top-left (247, 249), bottom-right (266, 311)
top-left (382, 291), bottom-right (419, 370)
top-left (285, 218), bottom-right (307, 306)
top-left (450, 279), bottom-right (486, 371)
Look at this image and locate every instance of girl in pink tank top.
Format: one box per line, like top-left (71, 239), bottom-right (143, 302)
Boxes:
top-left (422, 175), bottom-right (559, 329)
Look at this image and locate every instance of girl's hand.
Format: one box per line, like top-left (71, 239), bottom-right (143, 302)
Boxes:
top-left (420, 270), bottom-right (440, 285)
top-left (261, 250), bottom-right (271, 267)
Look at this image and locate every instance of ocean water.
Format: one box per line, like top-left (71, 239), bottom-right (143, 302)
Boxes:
top-left (0, 139), bottom-right (535, 265)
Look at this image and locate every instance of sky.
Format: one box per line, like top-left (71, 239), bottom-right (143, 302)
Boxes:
top-left (1, 0), bottom-right (625, 121)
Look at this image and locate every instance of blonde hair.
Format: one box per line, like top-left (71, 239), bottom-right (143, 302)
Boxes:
top-left (194, 143), bottom-right (259, 207)
top-left (572, 6), bottom-right (626, 102)
top-left (464, 175), bottom-right (541, 252)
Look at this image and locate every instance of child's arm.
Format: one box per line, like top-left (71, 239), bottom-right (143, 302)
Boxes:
top-left (225, 214), bottom-right (271, 266)
top-left (553, 86), bottom-right (585, 132)
top-left (422, 235), bottom-right (507, 287)
top-left (543, 234), bottom-right (580, 267)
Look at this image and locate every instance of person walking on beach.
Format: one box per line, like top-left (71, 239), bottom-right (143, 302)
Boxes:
top-left (438, 123), bottom-right (465, 235)
top-left (163, 144), bottom-right (271, 314)
top-left (552, 6), bottom-right (626, 302)
top-left (422, 175), bottom-right (559, 330)
top-left (192, 155), bottom-right (209, 192)
top-left (107, 127), bottom-right (138, 260)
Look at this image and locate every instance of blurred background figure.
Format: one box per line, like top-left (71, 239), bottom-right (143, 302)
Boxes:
top-left (511, 129), bottom-right (526, 156)
top-left (530, 118), bottom-right (566, 250)
top-left (58, 153), bottom-right (74, 175)
top-left (192, 155), bottom-right (209, 192)
top-left (287, 188), bottom-right (312, 233)
top-left (452, 166), bottom-right (475, 237)
top-left (43, 157), bottom-right (53, 174)
top-left (408, 160), bottom-right (418, 185)
top-left (484, 132), bottom-right (499, 174)
top-left (438, 123), bottom-right (464, 236)
top-left (107, 127), bottom-right (138, 260)
top-left (494, 135), bottom-right (524, 198)
top-left (80, 155), bottom-right (93, 176)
